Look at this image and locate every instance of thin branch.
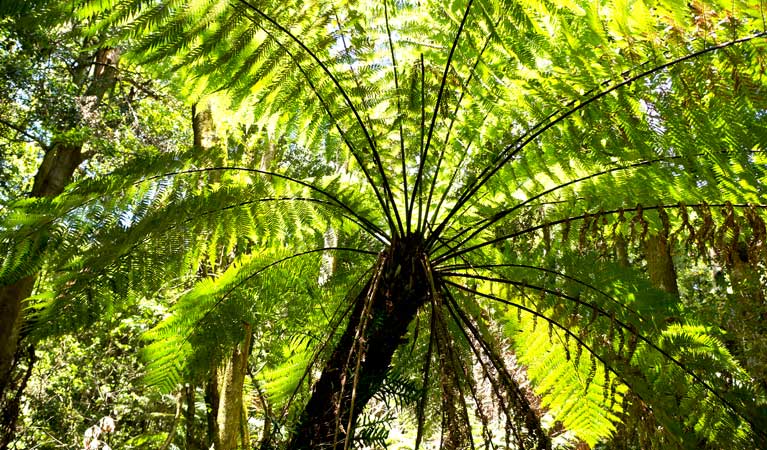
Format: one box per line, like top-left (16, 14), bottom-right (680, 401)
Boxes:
top-left (425, 128), bottom-right (486, 247)
top-left (0, 118), bottom-right (47, 148)
top-left (447, 308), bottom-right (513, 450)
top-left (437, 302), bottom-right (477, 450)
top-left (183, 247), bottom-right (379, 386)
top-left (434, 147), bottom-right (765, 254)
top-left (158, 391), bottom-right (183, 450)
top-left (48, 195), bottom-right (379, 291)
top-left (441, 280), bottom-right (661, 426)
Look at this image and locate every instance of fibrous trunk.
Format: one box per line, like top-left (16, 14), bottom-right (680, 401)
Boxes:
top-left (288, 236), bottom-right (431, 449)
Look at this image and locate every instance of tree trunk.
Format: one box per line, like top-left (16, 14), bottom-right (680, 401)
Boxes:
top-left (197, 101), bottom-right (222, 450)
top-left (0, 143), bottom-right (86, 398)
top-left (726, 242), bottom-right (767, 389)
top-left (0, 48), bottom-right (120, 441)
top-left (193, 101), bottom-right (255, 450)
top-left (0, 277), bottom-right (35, 402)
top-left (192, 102), bottom-right (218, 151)
top-left (643, 232), bottom-right (679, 297)
top-left (259, 141), bottom-right (277, 172)
top-left (205, 377), bottom-right (219, 447)
top-left (184, 384), bottom-right (207, 450)
top-left (215, 324), bottom-right (252, 450)
top-left (288, 237), bottom-right (430, 450)
top-left (610, 231), bottom-right (681, 448)
top-left (615, 233), bottom-right (630, 268)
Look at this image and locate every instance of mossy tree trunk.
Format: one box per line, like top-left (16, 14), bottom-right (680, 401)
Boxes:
top-left (215, 324), bottom-right (252, 450)
top-left (192, 102), bottom-right (253, 450)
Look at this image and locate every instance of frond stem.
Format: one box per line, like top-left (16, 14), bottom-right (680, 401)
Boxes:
top-left (237, 0), bottom-right (403, 237)
top-left (432, 156), bottom-right (674, 253)
top-left (185, 247), bottom-right (378, 359)
top-left (410, 0), bottom-right (475, 232)
top-left (383, 0), bottom-right (410, 233)
top-left (435, 202), bottom-right (767, 264)
top-left (439, 262), bottom-right (646, 324)
top-left (424, 24), bottom-right (497, 240)
top-left (443, 289), bottom-right (539, 448)
top-left (149, 166), bottom-right (389, 243)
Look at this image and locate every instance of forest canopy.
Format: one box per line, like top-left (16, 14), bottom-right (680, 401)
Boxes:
top-left (1, 0), bottom-right (767, 449)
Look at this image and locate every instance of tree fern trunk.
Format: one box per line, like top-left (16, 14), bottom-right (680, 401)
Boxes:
top-left (288, 237), bottom-right (430, 449)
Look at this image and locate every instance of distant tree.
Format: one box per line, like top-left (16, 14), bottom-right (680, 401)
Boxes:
top-left (0, 1), bottom-right (186, 444)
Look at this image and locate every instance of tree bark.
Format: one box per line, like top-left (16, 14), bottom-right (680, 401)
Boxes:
top-left (192, 101), bottom-right (255, 450)
top-left (205, 376), bottom-right (219, 447)
top-left (643, 232), bottom-right (680, 297)
top-left (184, 384), bottom-right (207, 450)
top-left (611, 231), bottom-right (681, 448)
top-left (215, 324), bottom-right (252, 450)
top-left (615, 233), bottom-right (630, 268)
top-left (196, 103), bottom-right (224, 450)
top-left (726, 242), bottom-right (767, 388)
top-left (287, 237), bottom-right (431, 450)
top-left (192, 102), bottom-right (218, 151)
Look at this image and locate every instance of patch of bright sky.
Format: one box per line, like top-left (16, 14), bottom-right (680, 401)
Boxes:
top-left (638, 72), bottom-right (672, 135)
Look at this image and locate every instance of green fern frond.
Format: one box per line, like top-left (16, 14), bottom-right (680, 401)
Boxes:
top-left (504, 306), bottom-right (626, 447)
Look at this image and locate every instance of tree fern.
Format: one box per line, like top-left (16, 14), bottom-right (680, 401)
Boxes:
top-left (20, 0), bottom-right (767, 448)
